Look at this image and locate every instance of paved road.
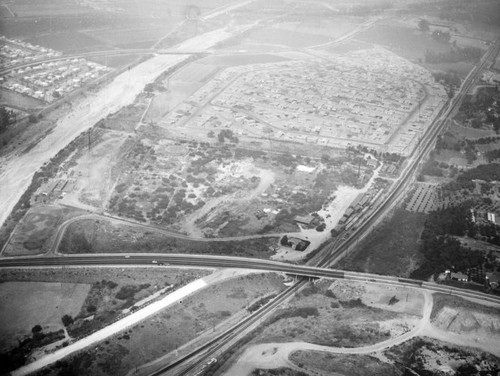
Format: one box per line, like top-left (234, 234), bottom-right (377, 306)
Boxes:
top-left (12, 278), bottom-right (209, 376)
top-left (1, 254), bottom-right (498, 305)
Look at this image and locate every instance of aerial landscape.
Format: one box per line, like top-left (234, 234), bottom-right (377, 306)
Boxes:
top-left (0, 0), bottom-right (500, 375)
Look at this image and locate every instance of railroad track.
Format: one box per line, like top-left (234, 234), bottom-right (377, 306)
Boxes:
top-left (161, 38), bottom-right (500, 376)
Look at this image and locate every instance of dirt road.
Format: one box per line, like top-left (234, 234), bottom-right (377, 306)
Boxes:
top-left (223, 291), bottom-right (433, 375)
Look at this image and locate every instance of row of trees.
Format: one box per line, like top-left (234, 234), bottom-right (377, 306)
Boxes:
top-left (0, 106), bottom-right (16, 133)
top-left (411, 204), bottom-right (485, 280)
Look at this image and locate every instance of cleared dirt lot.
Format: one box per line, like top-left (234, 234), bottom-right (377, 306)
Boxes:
top-left (0, 281), bottom-right (90, 353)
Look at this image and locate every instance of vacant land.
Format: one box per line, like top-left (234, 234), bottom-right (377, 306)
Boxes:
top-left (251, 281), bottom-right (420, 348)
top-left (58, 218), bottom-right (279, 258)
top-left (36, 272), bottom-right (285, 376)
top-left (357, 23), bottom-right (452, 62)
top-left (0, 281), bottom-right (90, 353)
top-left (0, 266), bottom-right (210, 373)
top-left (341, 209), bottom-right (427, 277)
top-left (3, 206), bottom-right (85, 256)
top-left (290, 352), bottom-right (400, 376)
top-left (430, 293), bottom-right (500, 339)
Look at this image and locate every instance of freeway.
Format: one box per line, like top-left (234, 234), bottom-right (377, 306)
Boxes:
top-left (1, 254), bottom-right (498, 305)
top-left (163, 37), bottom-right (500, 375)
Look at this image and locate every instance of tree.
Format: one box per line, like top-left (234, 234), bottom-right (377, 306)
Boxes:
top-left (494, 118), bottom-right (500, 134)
top-left (0, 106), bottom-right (10, 132)
top-left (432, 30), bottom-right (451, 43)
top-left (418, 19), bottom-right (430, 32)
top-left (280, 235), bottom-right (289, 246)
top-left (61, 314), bottom-right (74, 327)
top-left (31, 325), bottom-right (42, 334)
top-left (217, 132), bottom-right (225, 143)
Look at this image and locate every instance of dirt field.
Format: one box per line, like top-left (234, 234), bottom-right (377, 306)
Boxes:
top-left (424, 293), bottom-right (500, 356)
top-left (290, 352), bottom-right (400, 376)
top-left (36, 272), bottom-right (285, 376)
top-left (64, 131), bottom-right (130, 209)
top-left (0, 281), bottom-right (90, 353)
top-left (3, 206), bottom-right (85, 256)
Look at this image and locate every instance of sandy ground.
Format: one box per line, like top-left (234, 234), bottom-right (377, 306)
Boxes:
top-left (223, 289), bottom-right (432, 376)
top-left (0, 54), bottom-right (189, 229)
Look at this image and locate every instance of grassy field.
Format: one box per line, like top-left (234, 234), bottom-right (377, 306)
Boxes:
top-left (0, 281), bottom-right (90, 353)
top-left (290, 352), bottom-right (400, 376)
top-left (0, 267), bottom-right (210, 366)
top-left (36, 272), bottom-right (285, 376)
top-left (245, 26), bottom-right (331, 49)
top-left (0, 88), bottom-right (45, 111)
top-left (357, 23), bottom-right (451, 62)
top-left (26, 32), bottom-right (106, 53)
top-left (3, 206), bottom-right (85, 256)
top-left (58, 218), bottom-right (279, 258)
top-left (341, 209), bottom-right (427, 277)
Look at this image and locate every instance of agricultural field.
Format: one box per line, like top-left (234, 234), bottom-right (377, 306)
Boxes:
top-left (406, 183), bottom-right (438, 213)
top-left (32, 272), bottom-right (285, 376)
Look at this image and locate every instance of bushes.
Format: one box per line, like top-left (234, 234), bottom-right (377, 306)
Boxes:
top-left (339, 298), bottom-right (366, 308)
top-left (115, 284), bottom-right (150, 300)
top-left (270, 307), bottom-right (319, 324)
top-left (62, 314), bottom-right (74, 327)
